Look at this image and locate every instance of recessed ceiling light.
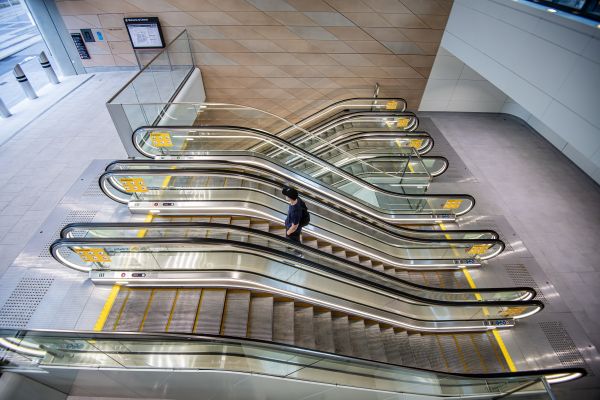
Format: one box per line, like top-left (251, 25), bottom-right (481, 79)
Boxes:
top-left (547, 8), bottom-right (557, 13)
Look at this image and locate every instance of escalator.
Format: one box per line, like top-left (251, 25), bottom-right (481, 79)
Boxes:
top-left (131, 126), bottom-right (476, 217)
top-left (99, 168), bottom-right (504, 268)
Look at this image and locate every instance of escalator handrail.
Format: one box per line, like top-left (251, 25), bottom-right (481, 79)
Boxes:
top-left (98, 168), bottom-right (506, 244)
top-left (0, 328), bottom-right (585, 385)
top-left (101, 162), bottom-right (498, 241)
top-left (51, 234), bottom-right (542, 312)
top-left (131, 125), bottom-right (477, 216)
top-left (60, 221), bottom-right (534, 299)
top-left (277, 96), bottom-right (408, 134)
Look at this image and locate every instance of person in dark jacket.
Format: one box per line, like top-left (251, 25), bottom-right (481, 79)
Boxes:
top-left (282, 186), bottom-right (306, 243)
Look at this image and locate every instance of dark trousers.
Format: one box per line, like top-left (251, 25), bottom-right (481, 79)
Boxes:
top-left (287, 231), bottom-right (301, 243)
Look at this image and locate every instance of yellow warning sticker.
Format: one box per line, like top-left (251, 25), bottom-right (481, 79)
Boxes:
top-left (443, 199), bottom-right (463, 209)
top-left (408, 139), bottom-right (423, 149)
top-left (74, 248), bottom-right (111, 263)
top-left (119, 177), bottom-right (148, 193)
top-left (499, 306), bottom-right (527, 318)
top-left (467, 244), bottom-right (492, 255)
top-left (396, 118), bottom-right (410, 128)
top-left (386, 100), bottom-right (398, 110)
top-left (150, 132), bottom-right (173, 147)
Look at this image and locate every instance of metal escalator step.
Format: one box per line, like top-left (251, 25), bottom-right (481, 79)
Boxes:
top-left (469, 333), bottom-right (498, 373)
top-left (380, 326), bottom-right (403, 364)
top-left (421, 334), bottom-right (446, 371)
top-left (348, 318), bottom-right (370, 359)
top-left (250, 222), bottom-right (270, 232)
top-left (437, 334), bottom-right (462, 372)
top-left (194, 289), bottom-right (226, 335)
top-left (294, 305), bottom-right (316, 349)
top-left (140, 289), bottom-right (177, 332)
top-left (304, 239), bottom-right (318, 248)
top-left (114, 289), bottom-right (152, 331)
top-left (210, 217), bottom-right (231, 225)
top-left (346, 255), bottom-right (360, 263)
top-left (483, 332), bottom-right (509, 373)
top-left (372, 264), bottom-right (384, 272)
top-left (383, 267), bottom-right (396, 276)
top-left (168, 289), bottom-right (202, 333)
top-left (455, 334), bottom-right (480, 373)
top-left (210, 177), bottom-right (225, 187)
top-left (272, 300), bottom-right (295, 345)
top-left (230, 217), bottom-right (251, 228)
top-left (332, 314), bottom-right (353, 356)
top-left (313, 310), bottom-right (335, 353)
top-left (222, 290), bottom-right (251, 337)
top-left (360, 258), bottom-right (373, 269)
top-left (248, 295), bottom-right (274, 341)
top-left (407, 271), bottom-right (426, 286)
top-left (318, 244), bottom-right (332, 254)
top-left (394, 329), bottom-right (416, 366)
top-left (408, 333), bottom-right (432, 369)
top-left (103, 289), bottom-right (130, 332)
top-left (332, 248), bottom-right (345, 258)
top-left (395, 270), bottom-right (410, 281)
top-left (225, 178), bottom-right (242, 187)
top-left (365, 322), bottom-right (387, 362)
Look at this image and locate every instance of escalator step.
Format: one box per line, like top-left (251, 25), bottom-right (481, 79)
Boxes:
top-left (294, 305), bottom-right (316, 349)
top-left (248, 295), bottom-right (274, 341)
top-left (225, 178), bottom-right (242, 187)
top-left (114, 289), bottom-right (151, 331)
top-left (313, 310), bottom-right (335, 353)
top-left (272, 300), bottom-right (295, 345)
top-left (422, 334), bottom-right (446, 371)
top-left (140, 289), bottom-right (176, 332)
top-left (230, 217), bottom-right (251, 228)
top-left (210, 217), bottom-right (231, 225)
top-left (332, 314), bottom-right (353, 356)
top-left (348, 318), bottom-right (370, 359)
top-left (395, 330), bottom-right (416, 366)
top-left (486, 331), bottom-right (510, 372)
top-left (194, 289), bottom-right (226, 335)
top-left (365, 322), bottom-right (387, 362)
top-left (103, 289), bottom-right (130, 331)
top-left (380, 326), bottom-right (403, 364)
top-left (168, 288), bottom-right (202, 333)
top-left (222, 290), bottom-right (251, 337)
top-left (455, 334), bottom-right (480, 373)
top-left (250, 222), bottom-right (270, 232)
top-left (437, 334), bottom-right (462, 372)
top-left (319, 244), bottom-right (333, 254)
top-left (408, 333), bottom-right (432, 369)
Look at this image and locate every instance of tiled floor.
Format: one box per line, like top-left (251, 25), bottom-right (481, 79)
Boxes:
top-left (0, 72), bottom-right (131, 278)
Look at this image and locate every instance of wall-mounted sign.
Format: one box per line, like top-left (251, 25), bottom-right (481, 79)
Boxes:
top-left (80, 28), bottom-right (95, 42)
top-left (124, 17), bottom-right (165, 49)
top-left (71, 33), bottom-right (90, 59)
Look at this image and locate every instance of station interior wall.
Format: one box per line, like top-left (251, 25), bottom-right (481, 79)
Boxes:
top-left (419, 0), bottom-right (600, 184)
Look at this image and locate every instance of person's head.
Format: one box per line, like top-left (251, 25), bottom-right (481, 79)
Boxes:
top-left (282, 186), bottom-right (298, 204)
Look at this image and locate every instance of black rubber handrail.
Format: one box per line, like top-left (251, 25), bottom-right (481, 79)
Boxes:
top-left (61, 221), bottom-right (533, 298)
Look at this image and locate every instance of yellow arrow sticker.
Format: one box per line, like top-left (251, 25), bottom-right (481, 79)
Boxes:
top-left (408, 138), bottom-right (423, 149)
top-left (386, 100), bottom-right (398, 110)
top-left (119, 177), bottom-right (148, 193)
top-left (443, 199), bottom-right (463, 209)
top-left (74, 248), bottom-right (111, 263)
top-left (396, 118), bottom-right (410, 128)
top-left (467, 244), bottom-right (492, 255)
top-left (150, 132), bottom-right (173, 147)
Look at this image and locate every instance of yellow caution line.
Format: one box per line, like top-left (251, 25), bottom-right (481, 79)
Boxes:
top-left (445, 220), bottom-right (516, 371)
top-left (93, 285), bottom-right (121, 331)
top-left (136, 213), bottom-right (154, 238)
top-left (139, 289), bottom-right (155, 331)
top-left (492, 329), bottom-right (517, 372)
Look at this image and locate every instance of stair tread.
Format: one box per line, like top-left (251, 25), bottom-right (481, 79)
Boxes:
top-left (272, 301), bottom-right (295, 344)
top-left (348, 319), bottom-right (370, 359)
top-left (332, 315), bottom-right (353, 356)
top-left (194, 289), bottom-right (226, 335)
top-left (294, 306), bottom-right (316, 349)
top-left (222, 290), bottom-right (251, 337)
top-left (313, 310), bottom-right (335, 353)
top-left (248, 296), bottom-right (274, 341)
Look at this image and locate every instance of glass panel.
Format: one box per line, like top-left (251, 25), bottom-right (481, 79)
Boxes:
top-left (0, 330), bottom-right (570, 398)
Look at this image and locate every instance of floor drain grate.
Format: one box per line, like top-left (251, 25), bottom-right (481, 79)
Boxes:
top-left (505, 264), bottom-right (546, 302)
top-left (0, 277), bottom-right (54, 328)
top-left (38, 210), bottom-right (97, 258)
top-left (539, 321), bottom-right (590, 373)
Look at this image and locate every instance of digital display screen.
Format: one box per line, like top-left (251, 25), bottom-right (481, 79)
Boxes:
top-left (124, 17), bottom-right (165, 49)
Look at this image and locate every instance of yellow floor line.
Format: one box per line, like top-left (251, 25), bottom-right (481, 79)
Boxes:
top-left (165, 289), bottom-right (180, 332)
top-left (492, 329), bottom-right (517, 372)
top-left (93, 285), bottom-right (121, 331)
top-left (445, 220), bottom-right (516, 371)
top-left (136, 213), bottom-right (154, 238)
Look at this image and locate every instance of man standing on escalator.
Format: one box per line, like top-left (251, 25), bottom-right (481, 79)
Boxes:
top-left (282, 186), bottom-right (309, 244)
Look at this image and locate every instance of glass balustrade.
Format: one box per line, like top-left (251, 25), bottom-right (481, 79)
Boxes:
top-left (0, 330), bottom-right (583, 398)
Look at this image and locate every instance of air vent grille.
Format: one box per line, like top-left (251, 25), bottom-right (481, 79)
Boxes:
top-left (505, 264), bottom-right (545, 302)
top-left (0, 277), bottom-right (53, 328)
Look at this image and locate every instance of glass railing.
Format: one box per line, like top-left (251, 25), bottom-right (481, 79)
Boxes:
top-left (99, 169), bottom-right (502, 262)
top-left (105, 160), bottom-right (470, 240)
top-left (0, 330), bottom-right (584, 398)
top-left (60, 222), bottom-right (533, 303)
top-left (131, 126), bottom-right (475, 216)
top-left (106, 30), bottom-right (194, 131)
top-left (51, 238), bottom-right (541, 323)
